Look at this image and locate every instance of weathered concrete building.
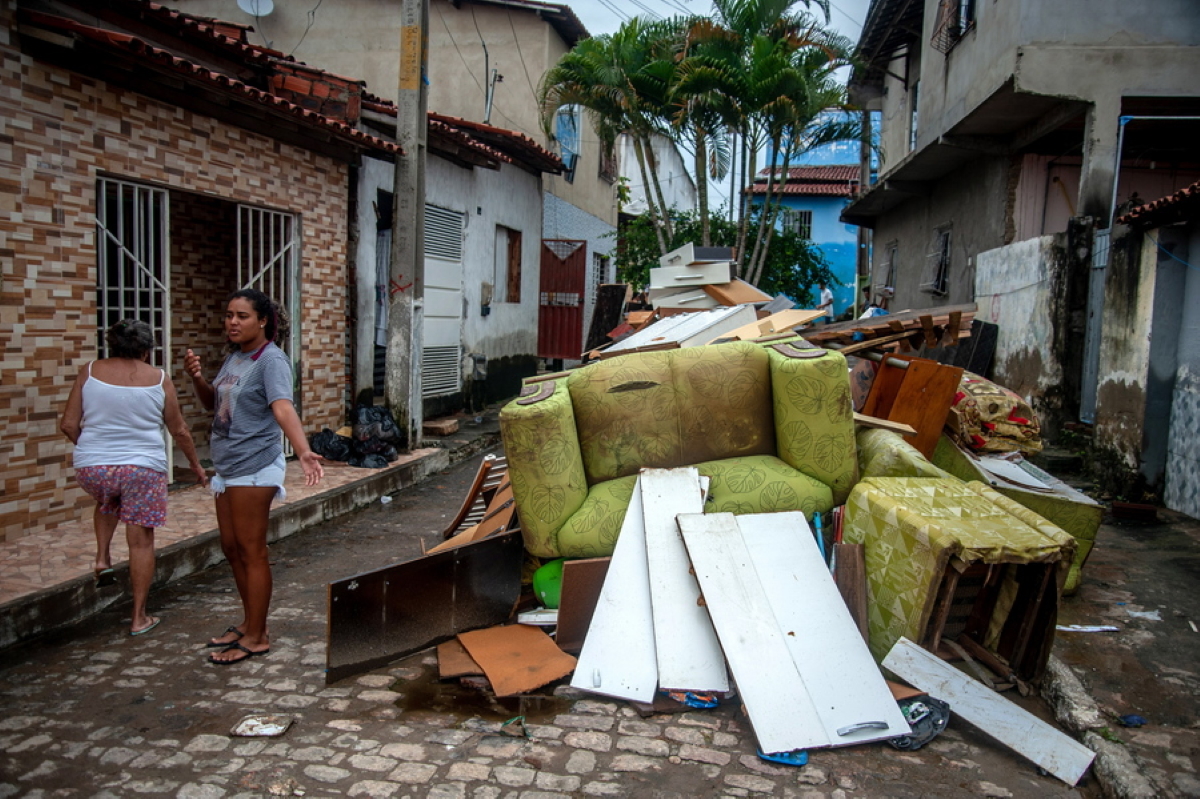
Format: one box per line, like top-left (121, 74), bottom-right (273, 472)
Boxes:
top-left (844, 0), bottom-right (1200, 460)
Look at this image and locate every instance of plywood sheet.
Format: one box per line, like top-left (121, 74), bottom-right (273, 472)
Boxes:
top-left (555, 557), bottom-right (611, 653)
top-left (570, 479), bottom-right (658, 701)
top-left (437, 639), bottom-right (482, 678)
top-left (883, 637), bottom-right (1095, 786)
top-left (642, 469), bottom-right (729, 693)
top-left (457, 624), bottom-right (577, 697)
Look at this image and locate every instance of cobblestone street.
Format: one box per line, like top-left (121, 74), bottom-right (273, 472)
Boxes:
top-left (0, 451), bottom-right (1090, 798)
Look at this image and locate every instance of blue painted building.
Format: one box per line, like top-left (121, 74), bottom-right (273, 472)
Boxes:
top-left (748, 164), bottom-right (861, 319)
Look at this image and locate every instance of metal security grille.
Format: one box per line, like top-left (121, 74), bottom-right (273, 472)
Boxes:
top-left (237, 204), bottom-right (301, 451)
top-left (422, 345), bottom-right (460, 397)
top-left (95, 178), bottom-right (170, 366)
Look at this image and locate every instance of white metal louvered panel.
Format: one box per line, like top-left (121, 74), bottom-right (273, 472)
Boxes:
top-left (422, 345), bottom-right (461, 397)
top-left (425, 204), bottom-right (464, 262)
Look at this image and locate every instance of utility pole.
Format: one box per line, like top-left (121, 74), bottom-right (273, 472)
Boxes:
top-left (387, 0), bottom-right (428, 452)
top-left (856, 108), bottom-right (873, 318)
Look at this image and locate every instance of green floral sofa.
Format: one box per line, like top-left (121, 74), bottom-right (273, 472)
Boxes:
top-left (500, 339), bottom-right (858, 559)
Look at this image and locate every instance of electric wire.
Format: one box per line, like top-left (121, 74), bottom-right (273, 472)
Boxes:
top-left (288, 0), bottom-right (324, 57)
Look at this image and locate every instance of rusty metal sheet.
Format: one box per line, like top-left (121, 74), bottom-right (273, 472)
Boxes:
top-left (325, 531), bottom-right (523, 684)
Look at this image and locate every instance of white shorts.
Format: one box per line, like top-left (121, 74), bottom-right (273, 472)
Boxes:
top-left (210, 454), bottom-right (287, 503)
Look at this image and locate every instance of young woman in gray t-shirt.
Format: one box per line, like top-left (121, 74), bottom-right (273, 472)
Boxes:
top-left (184, 289), bottom-right (324, 665)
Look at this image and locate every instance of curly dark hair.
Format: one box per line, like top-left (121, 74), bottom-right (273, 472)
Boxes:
top-left (106, 319), bottom-right (155, 359)
top-left (226, 288), bottom-right (289, 351)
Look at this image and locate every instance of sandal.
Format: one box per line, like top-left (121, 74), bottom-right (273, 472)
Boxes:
top-left (94, 568), bottom-right (116, 588)
top-left (208, 641), bottom-right (270, 666)
top-left (205, 626), bottom-right (244, 648)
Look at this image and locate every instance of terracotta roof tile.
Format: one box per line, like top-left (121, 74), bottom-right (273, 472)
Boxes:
top-left (1117, 179), bottom-right (1200, 227)
top-left (22, 10), bottom-right (401, 157)
top-left (757, 165), bottom-right (860, 182)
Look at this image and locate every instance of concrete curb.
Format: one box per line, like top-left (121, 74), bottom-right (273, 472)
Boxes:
top-left (1043, 655), bottom-right (1159, 798)
top-left (0, 431), bottom-right (501, 652)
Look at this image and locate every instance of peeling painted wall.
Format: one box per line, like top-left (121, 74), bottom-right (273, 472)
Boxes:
top-left (1094, 232), bottom-right (1157, 479)
top-left (975, 236), bottom-right (1065, 425)
top-left (1163, 226), bottom-right (1200, 518)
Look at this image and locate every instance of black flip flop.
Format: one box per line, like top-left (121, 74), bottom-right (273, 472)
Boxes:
top-left (208, 641), bottom-right (269, 666)
top-left (94, 568), bottom-right (116, 588)
top-left (205, 626), bottom-right (244, 648)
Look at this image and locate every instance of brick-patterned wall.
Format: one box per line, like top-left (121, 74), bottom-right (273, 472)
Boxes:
top-left (169, 191), bottom-right (236, 466)
top-left (0, 35), bottom-right (351, 543)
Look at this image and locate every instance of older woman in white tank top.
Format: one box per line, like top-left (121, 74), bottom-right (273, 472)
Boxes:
top-left (60, 320), bottom-right (207, 636)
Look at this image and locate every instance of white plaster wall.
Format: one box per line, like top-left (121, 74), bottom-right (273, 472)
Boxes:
top-left (618, 133), bottom-right (698, 216)
top-left (356, 155), bottom-right (543, 390)
top-left (427, 160), bottom-right (543, 366)
top-left (1164, 226), bottom-right (1200, 519)
top-left (975, 237), bottom-right (1062, 396)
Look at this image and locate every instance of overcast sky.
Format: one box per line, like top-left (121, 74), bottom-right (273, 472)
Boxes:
top-left (570, 0), bottom-right (872, 45)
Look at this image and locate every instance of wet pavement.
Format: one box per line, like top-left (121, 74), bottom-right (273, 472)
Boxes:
top-left (1054, 507), bottom-right (1200, 798)
top-left (1, 427), bottom-right (1198, 796)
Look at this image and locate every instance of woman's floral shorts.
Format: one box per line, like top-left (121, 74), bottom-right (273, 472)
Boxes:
top-left (76, 465), bottom-right (168, 528)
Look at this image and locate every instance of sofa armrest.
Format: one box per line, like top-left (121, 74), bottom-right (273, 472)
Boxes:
top-left (767, 344), bottom-right (858, 505)
top-left (500, 379), bottom-right (590, 558)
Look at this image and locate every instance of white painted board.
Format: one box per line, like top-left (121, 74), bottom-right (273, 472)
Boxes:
top-left (737, 512), bottom-right (912, 747)
top-left (570, 478), bottom-right (658, 702)
top-left (641, 469), bottom-right (729, 693)
top-left (677, 512), bottom-right (824, 753)
top-left (882, 637), bottom-right (1095, 786)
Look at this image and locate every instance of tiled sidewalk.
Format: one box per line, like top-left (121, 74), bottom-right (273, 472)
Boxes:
top-left (0, 455), bottom-right (416, 608)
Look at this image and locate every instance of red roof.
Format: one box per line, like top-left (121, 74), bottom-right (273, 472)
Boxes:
top-left (758, 165), bottom-right (860, 182)
top-left (1117, 179), bottom-right (1200, 228)
top-left (747, 165), bottom-right (859, 197)
top-left (746, 181), bottom-right (858, 197)
top-left (429, 112), bottom-right (562, 174)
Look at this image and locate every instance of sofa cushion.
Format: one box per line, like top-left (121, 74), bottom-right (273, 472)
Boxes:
top-left (697, 454), bottom-right (833, 517)
top-left (568, 342), bottom-right (775, 486)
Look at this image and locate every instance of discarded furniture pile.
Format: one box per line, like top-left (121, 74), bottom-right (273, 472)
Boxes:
top-left (587, 243), bottom-right (824, 360)
top-left (324, 295), bottom-right (1103, 786)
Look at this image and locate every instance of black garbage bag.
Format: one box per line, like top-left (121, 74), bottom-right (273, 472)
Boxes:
top-left (352, 404), bottom-right (403, 447)
top-left (348, 404), bottom-right (402, 465)
top-left (346, 453), bottom-right (392, 469)
top-left (309, 428), bottom-right (352, 462)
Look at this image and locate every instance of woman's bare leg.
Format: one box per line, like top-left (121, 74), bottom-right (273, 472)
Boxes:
top-left (126, 523), bottom-right (157, 633)
top-left (210, 485), bottom-right (275, 662)
top-left (93, 506), bottom-right (117, 573)
top-left (210, 490), bottom-right (249, 646)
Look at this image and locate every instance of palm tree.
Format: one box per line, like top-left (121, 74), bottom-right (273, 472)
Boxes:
top-left (540, 18), bottom-right (680, 253)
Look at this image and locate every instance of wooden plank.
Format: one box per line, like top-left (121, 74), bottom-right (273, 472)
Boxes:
top-left (882, 637), bottom-right (1095, 786)
top-left (887, 319), bottom-right (912, 352)
top-left (555, 557), bottom-right (611, 653)
top-left (833, 542), bottom-right (869, 642)
top-left (735, 513), bottom-right (911, 748)
top-left (853, 412), bottom-right (917, 436)
top-left (641, 468), bottom-right (729, 693)
top-left (830, 329), bottom-right (913, 356)
top-left (919, 315), bottom-right (938, 347)
top-left (860, 360), bottom-right (907, 419)
top-left (676, 512), bottom-right (825, 753)
top-left (943, 310), bottom-right (962, 346)
top-left (884, 360), bottom-right (964, 459)
top-left (570, 479), bottom-right (658, 702)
